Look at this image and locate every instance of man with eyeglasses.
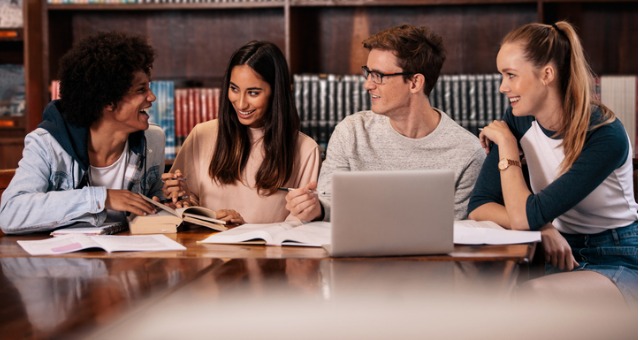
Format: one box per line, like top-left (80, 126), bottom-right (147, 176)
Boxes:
top-left (285, 24), bottom-right (485, 222)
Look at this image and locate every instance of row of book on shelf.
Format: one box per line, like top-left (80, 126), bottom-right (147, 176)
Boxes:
top-left (46, 73), bottom-right (638, 160)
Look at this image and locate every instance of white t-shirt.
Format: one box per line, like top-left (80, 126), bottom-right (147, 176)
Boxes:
top-left (89, 141), bottom-right (129, 190)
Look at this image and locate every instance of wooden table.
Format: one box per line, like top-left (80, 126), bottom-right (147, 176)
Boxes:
top-left (0, 228), bottom-right (539, 339)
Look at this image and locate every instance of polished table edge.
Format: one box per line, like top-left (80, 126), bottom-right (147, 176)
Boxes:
top-left (0, 229), bottom-right (538, 263)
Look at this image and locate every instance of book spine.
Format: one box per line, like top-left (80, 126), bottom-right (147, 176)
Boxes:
top-left (433, 74), bottom-right (444, 111)
top-left (163, 81), bottom-right (176, 160)
top-left (477, 74), bottom-right (486, 128)
top-left (359, 75), bottom-right (370, 111)
top-left (483, 74), bottom-right (494, 121)
top-left (335, 74), bottom-right (344, 126)
top-left (451, 74), bottom-right (461, 125)
top-left (301, 74), bottom-right (311, 137)
top-left (493, 73), bottom-right (503, 120)
top-left (149, 81), bottom-right (161, 125)
top-left (318, 74), bottom-right (329, 150)
top-left (310, 74), bottom-right (319, 142)
top-left (294, 74), bottom-right (303, 125)
top-left (443, 75), bottom-right (452, 117)
top-left (174, 88), bottom-right (185, 150)
top-left (343, 74), bottom-right (352, 117)
top-left (212, 87), bottom-right (221, 120)
top-left (467, 74), bottom-right (478, 135)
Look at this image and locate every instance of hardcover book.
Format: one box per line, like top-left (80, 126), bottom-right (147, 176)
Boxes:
top-left (129, 195), bottom-right (227, 234)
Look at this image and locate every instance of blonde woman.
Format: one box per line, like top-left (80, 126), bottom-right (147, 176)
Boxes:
top-left (468, 21), bottom-right (637, 307)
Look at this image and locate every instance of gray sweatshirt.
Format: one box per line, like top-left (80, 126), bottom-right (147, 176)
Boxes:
top-left (318, 109), bottom-right (486, 221)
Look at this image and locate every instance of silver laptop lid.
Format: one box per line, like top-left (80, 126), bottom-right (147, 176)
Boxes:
top-left (329, 170), bottom-right (454, 257)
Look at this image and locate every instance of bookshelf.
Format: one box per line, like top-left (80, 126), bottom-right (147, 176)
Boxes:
top-left (15, 0), bottom-right (638, 164)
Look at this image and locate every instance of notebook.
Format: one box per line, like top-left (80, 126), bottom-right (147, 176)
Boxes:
top-left (324, 170), bottom-right (454, 257)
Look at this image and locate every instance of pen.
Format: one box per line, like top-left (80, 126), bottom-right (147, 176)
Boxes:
top-left (278, 187), bottom-right (329, 196)
top-left (158, 195), bottom-right (190, 204)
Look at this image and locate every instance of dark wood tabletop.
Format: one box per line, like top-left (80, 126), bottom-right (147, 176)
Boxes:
top-left (0, 227), bottom-right (538, 339)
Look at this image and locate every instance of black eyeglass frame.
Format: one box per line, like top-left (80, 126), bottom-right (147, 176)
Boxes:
top-left (361, 66), bottom-right (414, 84)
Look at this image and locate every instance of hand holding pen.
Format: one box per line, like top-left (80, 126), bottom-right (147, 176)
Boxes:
top-left (283, 181), bottom-right (324, 222)
top-left (161, 169), bottom-right (193, 207)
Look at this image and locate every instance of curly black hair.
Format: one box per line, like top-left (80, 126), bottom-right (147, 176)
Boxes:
top-left (58, 31), bottom-right (155, 127)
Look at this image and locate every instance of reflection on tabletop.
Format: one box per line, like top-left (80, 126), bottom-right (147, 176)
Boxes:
top-left (0, 257), bottom-right (218, 339)
top-left (94, 258), bottom-right (636, 339)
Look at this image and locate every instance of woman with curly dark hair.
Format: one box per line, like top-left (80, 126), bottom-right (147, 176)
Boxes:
top-left (0, 31), bottom-right (165, 234)
top-left (162, 41), bottom-right (320, 224)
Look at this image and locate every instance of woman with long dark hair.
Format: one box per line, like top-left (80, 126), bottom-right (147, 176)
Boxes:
top-left (163, 41), bottom-right (320, 224)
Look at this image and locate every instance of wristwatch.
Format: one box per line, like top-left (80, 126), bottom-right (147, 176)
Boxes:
top-left (498, 158), bottom-right (521, 171)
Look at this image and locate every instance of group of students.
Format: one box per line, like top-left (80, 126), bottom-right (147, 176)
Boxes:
top-left (0, 22), bottom-right (636, 308)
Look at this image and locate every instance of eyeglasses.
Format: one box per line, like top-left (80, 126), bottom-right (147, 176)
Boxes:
top-left (361, 66), bottom-right (413, 84)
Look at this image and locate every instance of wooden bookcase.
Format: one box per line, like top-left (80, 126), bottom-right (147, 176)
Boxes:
top-left (0, 24), bottom-right (26, 169)
top-left (12, 0), bottom-right (638, 164)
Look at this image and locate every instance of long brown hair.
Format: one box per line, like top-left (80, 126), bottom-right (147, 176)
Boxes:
top-left (502, 21), bottom-right (615, 174)
top-left (209, 41), bottom-right (300, 195)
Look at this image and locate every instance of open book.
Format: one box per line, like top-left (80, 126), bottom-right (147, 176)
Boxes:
top-left (129, 195), bottom-right (228, 234)
top-left (17, 234), bottom-right (186, 255)
top-left (199, 221), bottom-right (331, 247)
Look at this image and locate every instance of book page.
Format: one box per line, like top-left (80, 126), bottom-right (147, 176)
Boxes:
top-left (141, 194), bottom-right (180, 217)
top-left (199, 223), bottom-right (299, 245)
top-left (17, 234), bottom-right (103, 255)
top-left (91, 235), bottom-right (186, 252)
top-left (453, 220), bottom-right (541, 245)
top-left (277, 222), bottom-right (331, 247)
top-left (179, 206), bottom-right (226, 225)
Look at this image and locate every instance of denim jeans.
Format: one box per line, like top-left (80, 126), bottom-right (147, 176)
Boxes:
top-left (546, 222), bottom-right (638, 306)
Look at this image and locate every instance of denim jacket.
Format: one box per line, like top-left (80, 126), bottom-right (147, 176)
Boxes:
top-left (0, 101), bottom-right (165, 234)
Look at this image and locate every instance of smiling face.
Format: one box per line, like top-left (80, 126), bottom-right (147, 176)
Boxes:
top-left (363, 49), bottom-right (412, 118)
top-left (496, 42), bottom-right (549, 117)
top-left (110, 70), bottom-right (155, 133)
top-left (228, 65), bottom-right (272, 129)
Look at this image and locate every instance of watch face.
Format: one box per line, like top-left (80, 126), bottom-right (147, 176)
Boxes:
top-left (498, 159), bottom-right (508, 170)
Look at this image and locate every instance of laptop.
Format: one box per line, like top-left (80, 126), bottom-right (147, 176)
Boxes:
top-left (324, 170), bottom-right (454, 257)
